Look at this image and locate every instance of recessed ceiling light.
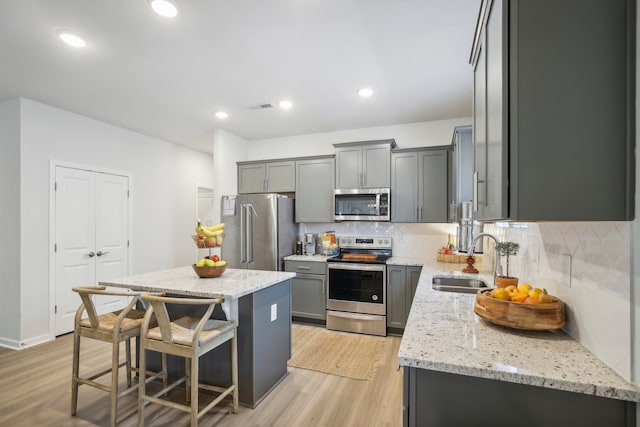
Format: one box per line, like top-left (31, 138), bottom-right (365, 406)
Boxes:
top-left (279, 100), bottom-right (293, 109)
top-left (58, 31), bottom-right (86, 48)
top-left (358, 87), bottom-right (374, 97)
top-left (215, 111), bottom-right (229, 119)
top-left (149, 0), bottom-right (179, 18)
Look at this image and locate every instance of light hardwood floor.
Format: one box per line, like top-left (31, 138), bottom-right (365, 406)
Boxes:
top-left (0, 324), bottom-right (403, 426)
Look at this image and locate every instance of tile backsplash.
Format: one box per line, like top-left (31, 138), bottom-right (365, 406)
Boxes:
top-left (492, 222), bottom-right (632, 381)
top-left (301, 220), bottom-right (633, 382)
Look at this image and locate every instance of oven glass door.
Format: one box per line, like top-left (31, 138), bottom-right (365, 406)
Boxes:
top-left (328, 263), bottom-right (385, 305)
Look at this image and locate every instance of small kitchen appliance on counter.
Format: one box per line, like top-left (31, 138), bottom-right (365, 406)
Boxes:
top-left (304, 233), bottom-right (316, 256)
top-left (326, 235), bottom-right (392, 336)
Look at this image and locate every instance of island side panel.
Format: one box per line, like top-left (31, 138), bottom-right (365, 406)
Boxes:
top-left (138, 279), bottom-right (292, 408)
top-left (238, 278), bottom-right (292, 407)
top-left (405, 367), bottom-right (635, 427)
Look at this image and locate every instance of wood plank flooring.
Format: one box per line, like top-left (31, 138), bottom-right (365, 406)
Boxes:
top-left (0, 324), bottom-right (403, 426)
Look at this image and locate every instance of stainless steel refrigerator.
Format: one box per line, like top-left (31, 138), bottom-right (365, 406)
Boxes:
top-left (221, 194), bottom-right (298, 271)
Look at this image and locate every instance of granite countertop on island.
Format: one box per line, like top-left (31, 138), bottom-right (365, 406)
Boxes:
top-left (396, 261), bottom-right (640, 403)
top-left (101, 266), bottom-right (295, 300)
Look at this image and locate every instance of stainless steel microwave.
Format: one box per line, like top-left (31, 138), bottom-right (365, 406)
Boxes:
top-left (333, 188), bottom-right (390, 221)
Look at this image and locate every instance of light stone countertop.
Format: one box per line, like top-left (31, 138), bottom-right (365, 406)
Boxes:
top-left (284, 254), bottom-right (331, 262)
top-left (101, 266), bottom-right (295, 300)
top-left (394, 259), bottom-right (640, 402)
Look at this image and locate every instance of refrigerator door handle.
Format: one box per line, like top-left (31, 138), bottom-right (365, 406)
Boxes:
top-left (240, 204), bottom-right (247, 263)
top-left (246, 204), bottom-right (255, 263)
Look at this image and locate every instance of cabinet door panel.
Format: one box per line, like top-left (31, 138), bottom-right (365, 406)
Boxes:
top-left (266, 161), bottom-right (295, 192)
top-left (295, 157), bottom-right (335, 222)
top-left (419, 150), bottom-right (448, 223)
top-left (387, 266), bottom-right (407, 329)
top-left (406, 266), bottom-right (422, 317)
top-left (238, 164), bottom-right (266, 194)
top-left (291, 275), bottom-right (326, 320)
top-left (473, 38), bottom-right (488, 218)
top-left (363, 143), bottom-right (391, 188)
top-left (335, 146), bottom-right (362, 189)
top-left (391, 152), bottom-right (418, 222)
top-left (484, 0), bottom-right (506, 219)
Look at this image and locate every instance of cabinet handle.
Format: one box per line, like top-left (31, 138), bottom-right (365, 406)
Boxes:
top-left (96, 251), bottom-right (110, 256)
top-left (473, 171), bottom-right (478, 212)
top-left (363, 172), bottom-right (366, 187)
top-left (85, 251), bottom-right (95, 258)
top-left (297, 266), bottom-right (311, 270)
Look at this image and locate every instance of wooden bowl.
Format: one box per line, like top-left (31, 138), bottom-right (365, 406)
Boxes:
top-left (192, 264), bottom-right (226, 278)
top-left (474, 289), bottom-right (566, 330)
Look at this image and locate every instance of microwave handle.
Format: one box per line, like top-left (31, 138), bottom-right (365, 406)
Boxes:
top-left (376, 193), bottom-right (380, 216)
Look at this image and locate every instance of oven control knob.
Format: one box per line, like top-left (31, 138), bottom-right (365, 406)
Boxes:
top-left (372, 294), bottom-right (379, 301)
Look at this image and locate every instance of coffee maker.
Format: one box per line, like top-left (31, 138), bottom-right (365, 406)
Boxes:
top-left (304, 233), bottom-right (316, 255)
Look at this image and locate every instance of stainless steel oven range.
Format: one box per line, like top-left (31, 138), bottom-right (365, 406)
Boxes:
top-left (326, 236), bottom-right (392, 336)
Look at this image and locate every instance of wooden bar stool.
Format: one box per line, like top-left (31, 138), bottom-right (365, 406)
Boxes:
top-left (138, 293), bottom-right (238, 427)
top-left (71, 285), bottom-right (162, 427)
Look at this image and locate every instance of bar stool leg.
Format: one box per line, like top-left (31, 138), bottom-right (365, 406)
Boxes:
top-left (185, 358), bottom-right (191, 402)
top-left (110, 336), bottom-right (120, 427)
top-left (126, 338), bottom-right (132, 387)
top-left (190, 356), bottom-right (199, 427)
top-left (71, 332), bottom-right (81, 416)
top-left (138, 346), bottom-right (146, 427)
top-left (231, 331), bottom-right (238, 413)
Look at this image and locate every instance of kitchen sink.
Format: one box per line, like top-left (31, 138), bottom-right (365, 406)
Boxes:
top-left (432, 275), bottom-right (489, 294)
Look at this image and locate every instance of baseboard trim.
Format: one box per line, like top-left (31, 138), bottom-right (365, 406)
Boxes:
top-left (0, 333), bottom-right (52, 350)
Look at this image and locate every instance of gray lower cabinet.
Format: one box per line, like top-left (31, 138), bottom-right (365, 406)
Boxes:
top-left (391, 147), bottom-right (449, 223)
top-left (285, 260), bottom-right (326, 321)
top-left (295, 156), bottom-right (335, 223)
top-left (387, 265), bottom-right (422, 332)
top-left (238, 160), bottom-right (295, 193)
top-left (470, 0), bottom-right (634, 221)
top-left (403, 367), bottom-right (635, 427)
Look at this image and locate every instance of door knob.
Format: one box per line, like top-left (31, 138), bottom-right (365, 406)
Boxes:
top-left (96, 251), bottom-right (110, 256)
top-left (86, 251), bottom-right (95, 258)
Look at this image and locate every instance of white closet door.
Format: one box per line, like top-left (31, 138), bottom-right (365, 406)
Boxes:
top-left (94, 172), bottom-right (129, 316)
top-left (54, 166), bottom-right (129, 336)
top-left (54, 167), bottom-right (96, 335)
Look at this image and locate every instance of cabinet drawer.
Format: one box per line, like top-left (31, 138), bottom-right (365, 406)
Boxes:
top-left (285, 260), bottom-right (326, 275)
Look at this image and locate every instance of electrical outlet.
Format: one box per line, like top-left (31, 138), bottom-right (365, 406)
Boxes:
top-left (270, 303), bottom-right (277, 322)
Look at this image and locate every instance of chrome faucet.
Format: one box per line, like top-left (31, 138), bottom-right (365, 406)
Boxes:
top-left (467, 232), bottom-right (501, 287)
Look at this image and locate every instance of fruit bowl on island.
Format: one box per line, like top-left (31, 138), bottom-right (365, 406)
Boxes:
top-left (192, 263), bottom-right (226, 278)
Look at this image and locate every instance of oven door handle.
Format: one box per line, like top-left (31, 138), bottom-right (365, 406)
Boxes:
top-left (328, 263), bottom-right (385, 272)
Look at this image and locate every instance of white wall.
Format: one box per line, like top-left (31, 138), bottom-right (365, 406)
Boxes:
top-left (11, 98), bottom-right (213, 346)
top-left (212, 129), bottom-right (248, 226)
top-left (0, 98), bottom-right (21, 346)
top-left (245, 117), bottom-right (471, 160)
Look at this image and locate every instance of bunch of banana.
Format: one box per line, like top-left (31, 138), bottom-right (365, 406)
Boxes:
top-left (195, 220), bottom-right (225, 246)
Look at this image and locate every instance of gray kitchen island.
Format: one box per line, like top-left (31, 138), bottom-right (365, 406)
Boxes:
top-left (101, 266), bottom-right (295, 408)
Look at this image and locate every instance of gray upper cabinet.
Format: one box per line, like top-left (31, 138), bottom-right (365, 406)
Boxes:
top-left (238, 160), bottom-right (295, 194)
top-left (470, 0), bottom-right (635, 221)
top-left (295, 156), bottom-right (335, 223)
top-left (450, 125), bottom-right (474, 221)
top-left (391, 147), bottom-right (449, 223)
top-left (334, 140), bottom-right (396, 189)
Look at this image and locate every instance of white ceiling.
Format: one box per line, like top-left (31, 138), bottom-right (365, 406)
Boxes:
top-left (0, 0), bottom-right (480, 153)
